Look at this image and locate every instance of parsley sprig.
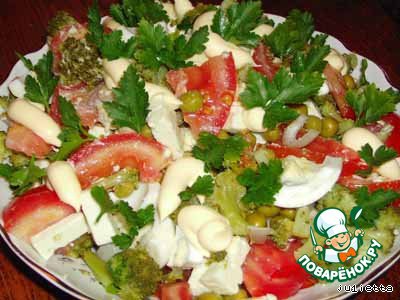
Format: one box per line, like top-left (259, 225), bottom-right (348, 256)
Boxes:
top-left (0, 157), bottom-right (46, 196)
top-left (179, 175), bottom-right (215, 201)
top-left (193, 132), bottom-right (248, 172)
top-left (356, 143), bottom-right (397, 176)
top-left (18, 52), bottom-right (59, 111)
top-left (354, 187), bottom-right (400, 228)
top-left (91, 186), bottom-right (155, 249)
top-left (103, 65), bottom-right (149, 133)
top-left (237, 160), bottom-right (283, 207)
top-left (240, 68), bottom-right (324, 129)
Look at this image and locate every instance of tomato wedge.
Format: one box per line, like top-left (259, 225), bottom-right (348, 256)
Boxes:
top-left (381, 113), bottom-right (400, 154)
top-left (5, 123), bottom-right (52, 158)
top-left (167, 53), bottom-right (237, 135)
top-left (268, 136), bottom-right (368, 177)
top-left (323, 64), bottom-right (355, 120)
top-left (253, 43), bottom-right (280, 81)
top-left (69, 133), bottom-right (170, 189)
top-left (243, 240), bottom-right (312, 299)
top-left (160, 282), bottom-right (192, 300)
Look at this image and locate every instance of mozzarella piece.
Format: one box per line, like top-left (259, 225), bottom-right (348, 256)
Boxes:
top-left (275, 156), bottom-right (343, 208)
top-left (31, 213), bottom-right (89, 260)
top-left (342, 127), bottom-right (400, 179)
top-left (174, 0), bottom-right (194, 20)
top-left (252, 24), bottom-right (274, 36)
top-left (80, 190), bottom-right (119, 246)
top-left (304, 100), bottom-right (322, 118)
top-left (102, 58), bottom-right (131, 89)
top-left (193, 11), bottom-right (216, 31)
top-left (7, 99), bottom-right (61, 146)
top-left (324, 49), bottom-right (348, 76)
top-left (47, 161), bottom-right (82, 211)
top-left (205, 33), bottom-right (253, 69)
top-left (9, 77), bottom-right (25, 98)
top-left (178, 205), bottom-right (232, 256)
top-left (242, 107), bottom-right (266, 132)
top-left (162, 2), bottom-right (177, 20)
top-left (145, 82), bottom-right (182, 110)
top-left (158, 157), bottom-right (206, 220)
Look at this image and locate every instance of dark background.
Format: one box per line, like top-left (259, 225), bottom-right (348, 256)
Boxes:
top-left (0, 1), bottom-right (399, 299)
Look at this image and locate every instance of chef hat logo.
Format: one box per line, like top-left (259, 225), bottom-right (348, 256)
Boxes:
top-left (314, 208), bottom-right (348, 239)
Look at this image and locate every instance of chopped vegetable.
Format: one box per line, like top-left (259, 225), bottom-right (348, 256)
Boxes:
top-left (47, 11), bottom-right (77, 37)
top-left (64, 234), bottom-right (94, 258)
top-left (179, 175), bottom-right (214, 201)
top-left (237, 160), bottom-right (283, 207)
top-left (97, 168), bottom-right (139, 198)
top-left (270, 216), bottom-right (294, 248)
top-left (103, 65), bottom-right (149, 133)
top-left (291, 38), bottom-right (330, 73)
top-left (192, 132), bottom-right (248, 172)
top-left (292, 206), bottom-right (312, 238)
top-left (240, 68), bottom-right (323, 129)
top-left (9, 153), bottom-right (30, 168)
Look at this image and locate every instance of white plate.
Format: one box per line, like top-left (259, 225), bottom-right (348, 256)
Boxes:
top-left (0, 14), bottom-right (399, 300)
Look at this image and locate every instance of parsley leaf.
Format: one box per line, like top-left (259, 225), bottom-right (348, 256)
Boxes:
top-left (135, 20), bottom-right (209, 70)
top-left (240, 68), bottom-right (323, 129)
top-left (110, 0), bottom-right (168, 27)
top-left (291, 38), bottom-right (330, 73)
top-left (178, 4), bottom-right (217, 31)
top-left (346, 83), bottom-right (400, 126)
top-left (265, 9), bottom-right (314, 58)
top-left (193, 132), bottom-right (248, 172)
top-left (87, 0), bottom-right (103, 46)
top-left (103, 65), bottom-right (149, 132)
top-left (237, 160), bottom-right (283, 207)
top-left (91, 185), bottom-right (115, 222)
top-left (211, 0), bottom-right (264, 48)
top-left (16, 52), bottom-right (34, 70)
top-left (0, 157), bottom-right (46, 196)
top-left (179, 175), bottom-right (215, 201)
top-left (23, 52), bottom-right (59, 111)
top-left (354, 187), bottom-right (400, 228)
top-left (357, 143), bottom-right (397, 176)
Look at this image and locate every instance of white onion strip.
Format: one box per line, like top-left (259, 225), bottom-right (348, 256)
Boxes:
top-left (283, 115), bottom-right (319, 148)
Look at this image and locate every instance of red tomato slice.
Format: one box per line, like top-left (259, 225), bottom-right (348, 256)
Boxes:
top-left (2, 186), bottom-right (75, 241)
top-left (338, 176), bottom-right (400, 192)
top-left (160, 282), bottom-right (192, 300)
top-left (268, 136), bottom-right (368, 177)
top-left (243, 240), bottom-right (312, 299)
top-left (69, 133), bottom-right (170, 189)
top-left (323, 64), bottom-right (355, 120)
top-left (253, 43), bottom-right (280, 81)
top-left (5, 123), bottom-right (52, 158)
top-left (167, 53), bottom-right (237, 135)
top-left (382, 113), bottom-right (400, 154)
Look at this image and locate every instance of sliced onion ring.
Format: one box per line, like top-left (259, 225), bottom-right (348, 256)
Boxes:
top-left (283, 115), bottom-right (319, 148)
top-left (248, 226), bottom-right (274, 244)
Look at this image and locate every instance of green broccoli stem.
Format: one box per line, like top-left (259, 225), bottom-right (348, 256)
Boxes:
top-left (82, 250), bottom-right (118, 294)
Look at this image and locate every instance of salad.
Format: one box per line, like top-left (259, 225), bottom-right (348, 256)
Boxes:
top-left (1, 0), bottom-right (400, 299)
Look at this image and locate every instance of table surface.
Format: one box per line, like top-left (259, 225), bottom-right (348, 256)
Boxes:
top-left (0, 0), bottom-right (399, 299)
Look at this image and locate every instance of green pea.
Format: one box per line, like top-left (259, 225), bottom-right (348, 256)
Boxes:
top-left (246, 212), bottom-right (266, 227)
top-left (141, 125), bottom-right (153, 138)
top-left (280, 208), bottom-right (296, 220)
top-left (305, 116), bottom-right (322, 132)
top-left (343, 74), bottom-right (356, 90)
top-left (114, 181), bottom-right (136, 198)
top-left (292, 104), bottom-right (308, 115)
top-left (263, 128), bottom-right (281, 142)
top-left (180, 91), bottom-right (203, 113)
top-left (257, 206), bottom-right (280, 217)
top-left (198, 293), bottom-right (223, 300)
top-left (321, 117), bottom-right (339, 138)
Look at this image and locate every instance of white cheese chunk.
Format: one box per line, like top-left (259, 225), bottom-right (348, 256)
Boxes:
top-left (193, 11), bottom-right (216, 31)
top-left (81, 190), bottom-right (119, 246)
top-left (223, 101), bottom-right (247, 133)
top-left (8, 77), bottom-right (26, 98)
top-left (324, 49), bottom-right (348, 75)
top-left (102, 58), bottom-right (131, 89)
top-left (174, 0), bottom-right (194, 20)
top-left (145, 82), bottom-right (182, 110)
top-left (162, 2), bottom-right (177, 20)
top-left (31, 213), bottom-right (89, 260)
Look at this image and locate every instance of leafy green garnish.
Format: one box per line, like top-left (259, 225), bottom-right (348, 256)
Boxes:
top-left (357, 143), bottom-right (397, 176)
top-left (88, 0), bottom-right (136, 60)
top-left (237, 160), bottom-right (283, 207)
top-left (0, 157), bottom-right (46, 196)
top-left (110, 0), bottom-right (168, 27)
top-left (103, 65), bottom-right (149, 133)
top-left (265, 9), bottom-right (314, 58)
top-left (178, 4), bottom-right (217, 31)
top-left (291, 38), bottom-right (330, 73)
top-left (211, 0), bottom-right (264, 48)
top-left (135, 20), bottom-right (209, 70)
top-left (240, 68), bottom-right (324, 129)
top-left (20, 52), bottom-right (59, 111)
top-left (91, 186), bottom-right (155, 249)
top-left (193, 132), bottom-right (248, 172)
top-left (354, 186), bottom-right (400, 228)
top-left (179, 175), bottom-right (214, 201)
top-left (359, 58), bottom-right (369, 86)
top-left (346, 83), bottom-right (400, 126)
top-left (50, 96), bottom-right (93, 161)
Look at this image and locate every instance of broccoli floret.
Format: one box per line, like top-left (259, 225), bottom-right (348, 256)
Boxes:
top-left (270, 216), bottom-right (294, 248)
top-left (107, 247), bottom-right (162, 300)
top-left (10, 153), bottom-right (30, 167)
top-left (208, 170), bottom-right (248, 236)
top-left (292, 206), bottom-right (312, 239)
top-left (0, 132), bottom-right (11, 162)
top-left (316, 185), bottom-right (357, 216)
top-left (64, 234), bottom-right (94, 258)
top-left (47, 11), bottom-right (77, 37)
top-left (97, 168), bottom-right (139, 198)
top-left (59, 37), bottom-right (103, 87)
